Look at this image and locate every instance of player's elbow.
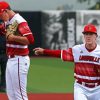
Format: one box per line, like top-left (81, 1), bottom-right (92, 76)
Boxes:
top-left (29, 37), bottom-right (34, 44)
top-left (27, 34), bottom-right (35, 44)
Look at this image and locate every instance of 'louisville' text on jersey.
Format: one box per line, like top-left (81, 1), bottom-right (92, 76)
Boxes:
top-left (79, 55), bottom-right (100, 63)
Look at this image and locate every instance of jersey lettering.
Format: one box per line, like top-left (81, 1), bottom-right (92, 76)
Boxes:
top-left (79, 55), bottom-right (100, 63)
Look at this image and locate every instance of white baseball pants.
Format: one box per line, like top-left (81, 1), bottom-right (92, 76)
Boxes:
top-left (74, 82), bottom-right (100, 100)
top-left (6, 55), bottom-right (30, 100)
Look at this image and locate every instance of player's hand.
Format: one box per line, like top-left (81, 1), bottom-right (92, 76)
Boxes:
top-left (33, 47), bottom-right (44, 55)
top-left (6, 32), bottom-right (14, 41)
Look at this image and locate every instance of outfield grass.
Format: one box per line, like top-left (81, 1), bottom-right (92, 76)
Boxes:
top-left (27, 57), bottom-right (74, 93)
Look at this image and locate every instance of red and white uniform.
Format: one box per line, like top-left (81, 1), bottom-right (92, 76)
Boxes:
top-left (72, 44), bottom-right (100, 83)
top-left (6, 14), bottom-right (34, 100)
top-left (6, 13), bottom-right (34, 57)
top-left (43, 44), bottom-right (100, 100)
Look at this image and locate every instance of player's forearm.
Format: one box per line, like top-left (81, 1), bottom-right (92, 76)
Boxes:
top-left (43, 49), bottom-right (61, 58)
top-left (7, 35), bottom-right (30, 45)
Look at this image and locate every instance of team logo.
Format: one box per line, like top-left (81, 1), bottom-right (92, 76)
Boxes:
top-left (88, 26), bottom-right (92, 31)
top-left (80, 50), bottom-right (83, 53)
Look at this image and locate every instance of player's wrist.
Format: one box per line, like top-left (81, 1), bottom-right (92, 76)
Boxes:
top-left (6, 33), bottom-right (12, 39)
top-left (43, 49), bottom-right (49, 55)
top-left (42, 49), bottom-right (45, 54)
top-left (6, 33), bottom-right (14, 41)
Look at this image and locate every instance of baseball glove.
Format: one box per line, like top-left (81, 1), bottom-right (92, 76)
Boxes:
top-left (6, 20), bottom-right (19, 39)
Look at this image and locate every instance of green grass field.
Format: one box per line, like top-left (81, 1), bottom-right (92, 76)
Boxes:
top-left (27, 57), bottom-right (74, 93)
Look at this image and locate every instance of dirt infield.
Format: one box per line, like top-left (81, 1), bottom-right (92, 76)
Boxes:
top-left (0, 93), bottom-right (73, 100)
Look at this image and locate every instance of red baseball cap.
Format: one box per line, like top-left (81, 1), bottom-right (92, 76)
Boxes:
top-left (0, 1), bottom-right (10, 14)
top-left (82, 24), bottom-right (97, 34)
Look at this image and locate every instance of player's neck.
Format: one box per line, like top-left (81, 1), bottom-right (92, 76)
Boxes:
top-left (8, 10), bottom-right (16, 21)
top-left (85, 43), bottom-right (97, 50)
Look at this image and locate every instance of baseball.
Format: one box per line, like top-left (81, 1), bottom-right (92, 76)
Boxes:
top-left (34, 51), bottom-right (39, 55)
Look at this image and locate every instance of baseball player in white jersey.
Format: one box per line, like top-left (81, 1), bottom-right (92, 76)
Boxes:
top-left (34, 24), bottom-right (100, 100)
top-left (0, 1), bottom-right (34, 100)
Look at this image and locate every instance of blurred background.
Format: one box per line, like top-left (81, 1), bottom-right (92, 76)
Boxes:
top-left (1, 0), bottom-right (100, 99)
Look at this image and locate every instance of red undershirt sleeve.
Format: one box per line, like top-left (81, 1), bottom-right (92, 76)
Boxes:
top-left (43, 48), bottom-right (74, 62)
top-left (43, 49), bottom-right (61, 58)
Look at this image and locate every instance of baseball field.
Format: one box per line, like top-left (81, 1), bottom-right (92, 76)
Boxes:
top-left (0, 57), bottom-right (74, 100)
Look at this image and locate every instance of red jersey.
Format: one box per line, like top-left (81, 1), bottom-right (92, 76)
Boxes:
top-left (6, 14), bottom-right (34, 56)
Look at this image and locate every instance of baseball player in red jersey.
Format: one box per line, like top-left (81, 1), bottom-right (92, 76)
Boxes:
top-left (0, 1), bottom-right (34, 100)
top-left (34, 24), bottom-right (100, 100)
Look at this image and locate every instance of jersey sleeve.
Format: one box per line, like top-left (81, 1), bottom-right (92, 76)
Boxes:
top-left (43, 49), bottom-right (61, 57)
top-left (18, 22), bottom-right (34, 44)
top-left (18, 22), bottom-right (32, 36)
top-left (61, 48), bottom-right (74, 62)
top-left (43, 48), bottom-right (74, 62)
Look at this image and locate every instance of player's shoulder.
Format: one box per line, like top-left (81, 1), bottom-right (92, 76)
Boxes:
top-left (96, 44), bottom-right (100, 50)
top-left (12, 13), bottom-right (27, 24)
top-left (71, 44), bottom-right (84, 54)
top-left (73, 44), bottom-right (84, 49)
